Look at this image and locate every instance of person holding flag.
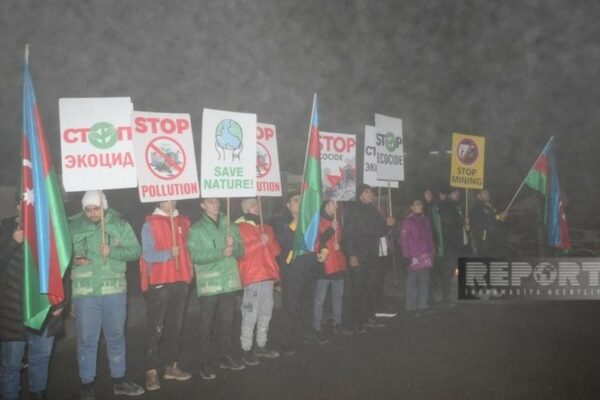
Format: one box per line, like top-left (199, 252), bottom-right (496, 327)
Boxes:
top-left (69, 191), bottom-right (144, 399)
top-left (276, 95), bottom-right (330, 354)
top-left (470, 189), bottom-right (508, 257)
top-left (140, 200), bottom-right (193, 391)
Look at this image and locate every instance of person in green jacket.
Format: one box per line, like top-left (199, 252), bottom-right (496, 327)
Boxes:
top-left (187, 197), bottom-right (245, 380)
top-left (69, 190), bottom-right (144, 400)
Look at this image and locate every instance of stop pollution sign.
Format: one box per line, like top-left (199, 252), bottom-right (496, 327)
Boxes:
top-left (131, 111), bottom-right (200, 202)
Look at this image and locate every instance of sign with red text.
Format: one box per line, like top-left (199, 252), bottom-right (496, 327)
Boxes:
top-left (256, 122), bottom-right (282, 197)
top-left (59, 97), bottom-right (136, 191)
top-left (375, 113), bottom-right (404, 182)
top-left (201, 108), bottom-right (257, 198)
top-left (131, 111), bottom-right (199, 202)
top-left (320, 131), bottom-right (357, 201)
top-left (363, 125), bottom-right (399, 188)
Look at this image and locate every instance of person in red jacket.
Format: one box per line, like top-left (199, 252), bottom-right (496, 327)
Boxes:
top-left (140, 200), bottom-right (193, 391)
top-left (313, 200), bottom-right (346, 338)
top-left (236, 198), bottom-right (282, 366)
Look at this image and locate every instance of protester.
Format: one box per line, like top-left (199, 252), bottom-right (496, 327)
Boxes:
top-left (470, 189), bottom-right (508, 257)
top-left (343, 184), bottom-right (395, 332)
top-left (69, 190), bottom-right (144, 399)
top-left (140, 200), bottom-right (193, 391)
top-left (399, 198), bottom-right (435, 315)
top-left (313, 200), bottom-right (346, 337)
top-left (235, 198), bottom-right (282, 366)
top-left (439, 188), bottom-right (469, 303)
top-left (276, 191), bottom-right (328, 355)
top-left (0, 204), bottom-right (65, 400)
top-left (187, 198), bottom-right (245, 379)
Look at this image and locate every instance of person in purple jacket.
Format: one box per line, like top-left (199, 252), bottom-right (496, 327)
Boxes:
top-left (399, 199), bottom-right (435, 315)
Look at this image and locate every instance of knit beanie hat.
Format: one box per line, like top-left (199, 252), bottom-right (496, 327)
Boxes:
top-left (81, 190), bottom-right (108, 210)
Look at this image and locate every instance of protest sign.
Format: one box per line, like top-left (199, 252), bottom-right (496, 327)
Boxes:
top-left (450, 132), bottom-right (486, 189)
top-left (320, 131), bottom-right (356, 200)
top-left (59, 97), bottom-right (136, 191)
top-left (375, 114), bottom-right (404, 182)
top-left (256, 123), bottom-right (282, 197)
top-left (201, 108), bottom-right (257, 198)
top-left (131, 111), bottom-right (199, 202)
top-left (363, 125), bottom-right (399, 188)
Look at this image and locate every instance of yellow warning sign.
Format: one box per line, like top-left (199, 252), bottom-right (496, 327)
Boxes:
top-left (450, 133), bottom-right (485, 189)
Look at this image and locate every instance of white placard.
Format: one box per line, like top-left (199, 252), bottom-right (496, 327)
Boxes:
top-left (131, 111), bottom-right (200, 202)
top-left (59, 98), bottom-right (137, 191)
top-left (201, 108), bottom-right (257, 198)
top-left (375, 114), bottom-right (404, 182)
top-left (320, 131), bottom-right (356, 201)
top-left (256, 123), bottom-right (282, 197)
top-left (363, 125), bottom-right (399, 188)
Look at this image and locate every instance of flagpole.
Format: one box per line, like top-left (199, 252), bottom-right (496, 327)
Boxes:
top-left (300, 93), bottom-right (317, 197)
top-left (258, 196), bottom-right (265, 233)
top-left (504, 136), bottom-right (554, 213)
top-left (168, 203), bottom-right (180, 271)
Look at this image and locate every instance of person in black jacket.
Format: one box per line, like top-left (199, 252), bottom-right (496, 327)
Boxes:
top-left (0, 207), bottom-right (66, 400)
top-left (470, 189), bottom-right (508, 257)
top-left (342, 184), bottom-right (395, 331)
top-left (275, 192), bottom-right (328, 355)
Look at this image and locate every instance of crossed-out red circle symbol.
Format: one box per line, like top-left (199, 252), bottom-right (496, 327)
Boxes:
top-left (256, 142), bottom-right (272, 178)
top-left (145, 137), bottom-right (186, 180)
top-left (456, 138), bottom-right (479, 166)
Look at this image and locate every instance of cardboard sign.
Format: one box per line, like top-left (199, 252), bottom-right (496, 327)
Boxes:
top-left (59, 98), bottom-right (136, 191)
top-left (363, 125), bottom-right (399, 188)
top-left (256, 123), bottom-right (282, 197)
top-left (320, 131), bottom-right (356, 201)
top-left (131, 111), bottom-right (200, 202)
top-left (375, 114), bottom-right (404, 182)
top-left (450, 133), bottom-right (486, 189)
top-left (201, 108), bottom-right (257, 198)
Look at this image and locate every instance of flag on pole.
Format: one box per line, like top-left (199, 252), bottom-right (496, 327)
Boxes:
top-left (524, 137), bottom-right (571, 249)
top-left (22, 47), bottom-right (72, 329)
top-left (291, 94), bottom-right (322, 261)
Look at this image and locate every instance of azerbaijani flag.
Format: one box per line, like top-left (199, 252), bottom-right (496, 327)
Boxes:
top-left (524, 137), bottom-right (571, 249)
top-left (22, 48), bottom-right (72, 329)
top-left (291, 94), bottom-right (322, 260)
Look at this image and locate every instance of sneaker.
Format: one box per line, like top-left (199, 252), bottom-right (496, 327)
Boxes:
top-left (242, 350), bottom-right (260, 366)
top-left (375, 311), bottom-right (398, 318)
top-left (219, 355), bottom-right (245, 370)
top-left (113, 380), bottom-right (145, 396)
top-left (79, 386), bottom-right (95, 400)
top-left (198, 362), bottom-right (216, 380)
top-left (145, 369), bottom-right (160, 391)
top-left (365, 318), bottom-right (386, 328)
top-left (280, 346), bottom-right (297, 357)
top-left (164, 362), bottom-right (191, 381)
top-left (305, 331), bottom-right (329, 345)
top-left (354, 324), bottom-right (367, 334)
top-left (254, 346), bottom-right (280, 358)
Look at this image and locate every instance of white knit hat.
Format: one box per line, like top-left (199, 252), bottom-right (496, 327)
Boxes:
top-left (241, 198), bottom-right (258, 213)
top-left (81, 190), bottom-right (108, 210)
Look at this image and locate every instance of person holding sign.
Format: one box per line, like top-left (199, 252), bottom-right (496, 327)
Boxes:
top-left (313, 200), bottom-right (346, 337)
top-left (235, 198), bottom-right (282, 366)
top-left (342, 185), bottom-right (395, 333)
top-left (139, 200), bottom-right (193, 391)
top-left (69, 191), bottom-right (144, 399)
top-left (187, 198), bottom-right (245, 379)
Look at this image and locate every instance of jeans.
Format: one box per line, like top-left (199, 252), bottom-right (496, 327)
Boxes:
top-left (0, 330), bottom-right (54, 400)
top-left (73, 293), bottom-right (127, 384)
top-left (240, 280), bottom-right (275, 351)
top-left (406, 269), bottom-right (431, 311)
top-left (197, 292), bottom-right (236, 362)
top-left (280, 258), bottom-right (318, 349)
top-left (144, 282), bottom-right (189, 370)
top-left (313, 278), bottom-right (344, 331)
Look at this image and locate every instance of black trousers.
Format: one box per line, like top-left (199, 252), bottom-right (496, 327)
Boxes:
top-left (280, 257), bottom-right (319, 349)
top-left (144, 282), bottom-right (189, 370)
top-left (347, 258), bottom-right (385, 327)
top-left (197, 291), bottom-right (237, 362)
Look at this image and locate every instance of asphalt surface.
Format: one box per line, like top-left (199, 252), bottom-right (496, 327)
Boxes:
top-left (30, 275), bottom-right (600, 400)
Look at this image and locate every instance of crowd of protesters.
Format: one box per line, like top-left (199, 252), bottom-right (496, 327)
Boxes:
top-left (0, 185), bottom-right (509, 399)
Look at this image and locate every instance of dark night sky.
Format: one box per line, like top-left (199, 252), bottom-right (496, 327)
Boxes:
top-left (1, 0), bottom-right (599, 221)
